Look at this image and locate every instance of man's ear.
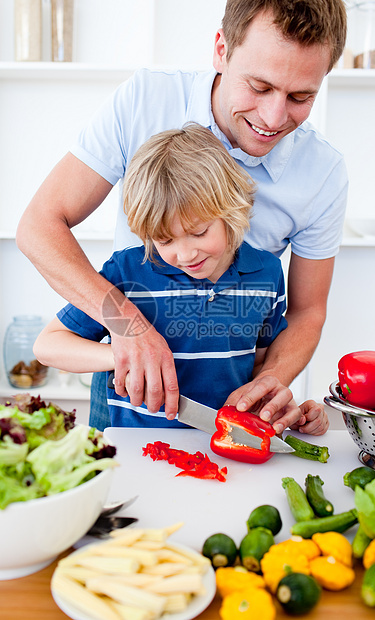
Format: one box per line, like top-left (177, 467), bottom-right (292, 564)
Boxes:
top-left (213, 28), bottom-right (228, 73)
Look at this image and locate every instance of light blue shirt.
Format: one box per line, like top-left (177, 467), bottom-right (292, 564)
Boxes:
top-left (70, 68), bottom-right (348, 259)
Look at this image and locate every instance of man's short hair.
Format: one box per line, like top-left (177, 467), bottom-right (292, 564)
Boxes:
top-left (222, 0), bottom-right (347, 71)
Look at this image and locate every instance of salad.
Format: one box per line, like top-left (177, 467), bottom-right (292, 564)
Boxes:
top-left (0, 394), bottom-right (117, 509)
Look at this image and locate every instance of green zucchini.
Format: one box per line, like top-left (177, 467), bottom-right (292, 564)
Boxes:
top-left (343, 466), bottom-right (375, 491)
top-left (291, 509), bottom-right (358, 538)
top-left (282, 477), bottom-right (315, 522)
top-left (202, 533), bottom-right (237, 568)
top-left (276, 572), bottom-right (321, 615)
top-left (305, 474), bottom-right (334, 517)
top-left (246, 504), bottom-right (282, 536)
top-left (362, 563), bottom-right (375, 607)
top-left (239, 527), bottom-right (274, 572)
top-left (284, 435), bottom-right (329, 463)
top-left (352, 524), bottom-right (372, 559)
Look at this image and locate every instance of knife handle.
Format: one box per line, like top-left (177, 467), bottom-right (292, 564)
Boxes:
top-left (107, 371), bottom-right (115, 389)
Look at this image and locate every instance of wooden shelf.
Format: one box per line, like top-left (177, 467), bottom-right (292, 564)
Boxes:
top-left (0, 230), bottom-right (114, 242)
top-left (0, 370), bottom-right (91, 402)
top-left (341, 236), bottom-right (375, 246)
top-left (0, 61), bottom-right (207, 81)
top-left (328, 68), bottom-right (375, 87)
top-left (3, 230), bottom-right (375, 246)
top-left (0, 61), bottom-right (135, 81)
top-left (1, 62), bottom-right (374, 82)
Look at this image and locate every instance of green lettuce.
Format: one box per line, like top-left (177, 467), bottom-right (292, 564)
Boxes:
top-left (0, 435), bottom-right (29, 466)
top-left (41, 458), bottom-right (116, 495)
top-left (355, 479), bottom-right (375, 538)
top-left (0, 469), bottom-right (45, 509)
top-left (0, 403), bottom-right (70, 449)
top-left (0, 396), bottom-right (116, 509)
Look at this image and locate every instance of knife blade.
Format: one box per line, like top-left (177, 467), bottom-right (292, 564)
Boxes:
top-left (178, 395), bottom-right (295, 454)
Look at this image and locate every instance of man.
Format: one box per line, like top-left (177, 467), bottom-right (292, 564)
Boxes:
top-left (17, 0), bottom-right (348, 432)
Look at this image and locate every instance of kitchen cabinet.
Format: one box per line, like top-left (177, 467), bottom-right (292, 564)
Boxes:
top-left (0, 1), bottom-right (374, 425)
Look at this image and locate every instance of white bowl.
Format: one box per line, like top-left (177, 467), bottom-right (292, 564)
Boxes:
top-left (0, 468), bottom-right (113, 580)
top-left (347, 218), bottom-right (375, 238)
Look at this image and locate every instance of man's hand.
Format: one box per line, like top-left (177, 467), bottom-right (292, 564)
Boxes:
top-left (110, 327), bottom-right (179, 420)
top-left (223, 374), bottom-right (302, 434)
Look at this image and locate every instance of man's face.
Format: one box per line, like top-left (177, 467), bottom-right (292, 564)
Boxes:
top-left (212, 11), bottom-right (331, 157)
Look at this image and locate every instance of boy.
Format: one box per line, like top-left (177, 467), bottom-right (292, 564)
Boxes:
top-left (34, 124), bottom-right (328, 433)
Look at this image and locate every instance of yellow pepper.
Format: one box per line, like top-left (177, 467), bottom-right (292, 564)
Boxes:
top-left (309, 555), bottom-right (355, 590)
top-left (260, 548), bottom-right (310, 594)
top-left (216, 566), bottom-right (265, 598)
top-left (268, 537), bottom-right (320, 561)
top-left (219, 586), bottom-right (276, 620)
top-left (363, 539), bottom-right (375, 570)
top-left (312, 532), bottom-right (352, 567)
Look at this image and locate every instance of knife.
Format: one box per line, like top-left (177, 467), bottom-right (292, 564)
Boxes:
top-left (178, 395), bottom-right (295, 454)
top-left (107, 373), bottom-right (293, 453)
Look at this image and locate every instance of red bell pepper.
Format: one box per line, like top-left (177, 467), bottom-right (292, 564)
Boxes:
top-left (210, 405), bottom-right (275, 464)
top-left (142, 441), bottom-right (227, 482)
top-left (338, 350), bottom-right (375, 411)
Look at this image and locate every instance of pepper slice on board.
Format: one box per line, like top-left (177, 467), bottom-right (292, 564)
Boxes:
top-left (210, 405), bottom-right (275, 464)
top-left (338, 350), bottom-right (375, 410)
top-left (142, 441), bottom-right (227, 481)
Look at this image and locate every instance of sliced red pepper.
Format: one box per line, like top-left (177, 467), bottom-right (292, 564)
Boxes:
top-left (142, 441), bottom-right (227, 482)
top-left (210, 405), bottom-right (275, 464)
top-left (338, 351), bottom-right (375, 411)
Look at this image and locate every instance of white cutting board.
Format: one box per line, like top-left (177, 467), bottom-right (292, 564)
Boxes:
top-left (103, 428), bottom-right (361, 551)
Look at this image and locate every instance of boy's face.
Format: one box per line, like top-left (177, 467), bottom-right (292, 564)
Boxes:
top-left (211, 10), bottom-right (331, 158)
top-left (153, 217), bottom-right (233, 283)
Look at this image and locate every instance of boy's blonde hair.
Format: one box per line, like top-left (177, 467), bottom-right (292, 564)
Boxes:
top-left (124, 123), bottom-right (256, 262)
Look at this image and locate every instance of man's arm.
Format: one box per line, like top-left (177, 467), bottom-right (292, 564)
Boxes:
top-left (224, 253), bottom-right (334, 431)
top-left (257, 253), bottom-right (334, 386)
top-left (16, 153), bottom-right (179, 416)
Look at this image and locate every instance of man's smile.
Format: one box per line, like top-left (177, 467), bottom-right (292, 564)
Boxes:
top-left (245, 118), bottom-right (279, 137)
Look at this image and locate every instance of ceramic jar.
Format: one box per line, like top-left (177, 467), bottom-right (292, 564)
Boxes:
top-left (14, 0), bottom-right (42, 61)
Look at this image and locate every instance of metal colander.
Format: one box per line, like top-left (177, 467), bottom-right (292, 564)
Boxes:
top-left (324, 382), bottom-right (375, 467)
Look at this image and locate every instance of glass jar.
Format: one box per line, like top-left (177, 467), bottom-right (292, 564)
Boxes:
top-left (347, 1), bottom-right (375, 68)
top-left (51, 0), bottom-right (74, 62)
top-left (3, 316), bottom-right (49, 389)
top-left (14, 0), bottom-right (42, 62)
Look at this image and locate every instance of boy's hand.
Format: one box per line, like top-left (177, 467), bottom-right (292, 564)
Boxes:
top-left (223, 374), bottom-right (302, 434)
top-left (289, 400), bottom-right (329, 436)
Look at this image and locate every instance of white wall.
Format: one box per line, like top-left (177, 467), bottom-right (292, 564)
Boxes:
top-left (0, 0), bottom-right (226, 66)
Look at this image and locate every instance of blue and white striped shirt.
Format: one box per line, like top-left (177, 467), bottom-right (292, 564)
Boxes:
top-left (57, 242), bottom-right (287, 427)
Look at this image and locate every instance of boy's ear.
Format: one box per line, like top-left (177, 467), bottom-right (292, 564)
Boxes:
top-left (213, 29), bottom-right (228, 73)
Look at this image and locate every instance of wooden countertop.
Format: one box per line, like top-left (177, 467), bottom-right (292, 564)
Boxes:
top-left (1, 428), bottom-right (375, 619)
top-left (0, 555), bottom-right (374, 619)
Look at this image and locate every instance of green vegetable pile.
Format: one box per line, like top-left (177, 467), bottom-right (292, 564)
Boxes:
top-left (0, 394), bottom-right (117, 509)
top-left (282, 474), bottom-right (358, 538)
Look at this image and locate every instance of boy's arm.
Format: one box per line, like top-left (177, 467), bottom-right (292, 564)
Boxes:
top-left (34, 317), bottom-right (115, 373)
top-left (17, 153), bottom-right (179, 415)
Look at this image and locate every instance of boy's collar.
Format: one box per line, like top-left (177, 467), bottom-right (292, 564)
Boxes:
top-left (233, 242), bottom-right (265, 274)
